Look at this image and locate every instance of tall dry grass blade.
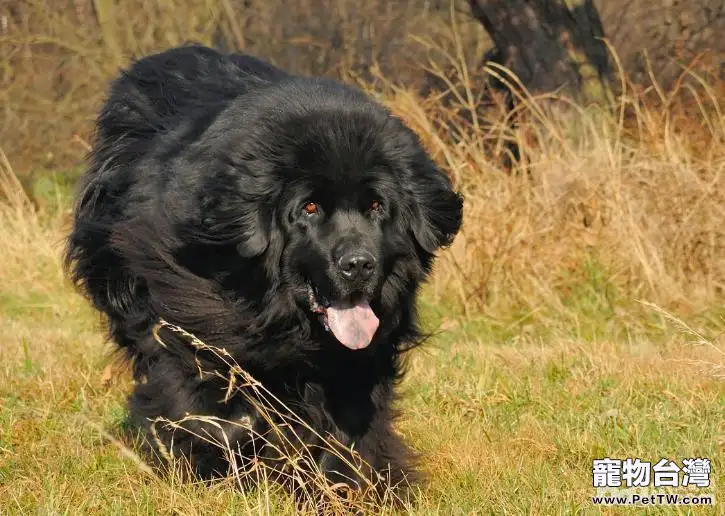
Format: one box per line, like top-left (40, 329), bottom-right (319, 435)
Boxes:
top-left (92, 0), bottom-right (123, 66)
top-left (638, 300), bottom-right (725, 379)
top-left (220, 0), bottom-right (246, 51)
top-left (0, 147), bottom-right (34, 212)
top-left (149, 319), bottom-right (411, 513)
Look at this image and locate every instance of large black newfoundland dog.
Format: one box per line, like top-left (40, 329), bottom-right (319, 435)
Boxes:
top-left (65, 45), bottom-right (463, 503)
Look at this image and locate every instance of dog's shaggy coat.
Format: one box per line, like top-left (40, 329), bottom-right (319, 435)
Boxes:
top-left (65, 45), bottom-right (463, 502)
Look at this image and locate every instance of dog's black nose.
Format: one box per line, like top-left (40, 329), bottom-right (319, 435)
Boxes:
top-left (338, 251), bottom-right (376, 280)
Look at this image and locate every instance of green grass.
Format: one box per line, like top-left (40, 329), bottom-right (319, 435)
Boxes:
top-left (0, 211), bottom-right (722, 514)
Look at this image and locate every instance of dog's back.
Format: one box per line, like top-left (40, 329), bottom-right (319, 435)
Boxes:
top-left (95, 45), bottom-right (287, 168)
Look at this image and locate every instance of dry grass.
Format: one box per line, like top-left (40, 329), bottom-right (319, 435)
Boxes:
top-left (0, 0), bottom-right (486, 172)
top-left (380, 62), bottom-right (725, 331)
top-left (1, 2), bottom-right (724, 514)
top-left (4, 3), bottom-right (725, 322)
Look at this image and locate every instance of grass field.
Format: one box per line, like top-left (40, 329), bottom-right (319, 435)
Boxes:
top-left (1, 3), bottom-right (725, 513)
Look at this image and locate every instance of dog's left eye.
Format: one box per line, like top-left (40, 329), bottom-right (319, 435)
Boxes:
top-left (303, 202), bottom-right (320, 215)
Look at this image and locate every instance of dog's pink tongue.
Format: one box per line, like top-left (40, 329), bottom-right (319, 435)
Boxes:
top-left (326, 301), bottom-right (379, 350)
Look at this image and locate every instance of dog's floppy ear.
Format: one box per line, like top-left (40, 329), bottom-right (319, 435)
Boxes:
top-left (408, 151), bottom-right (464, 253)
top-left (195, 189), bottom-right (271, 258)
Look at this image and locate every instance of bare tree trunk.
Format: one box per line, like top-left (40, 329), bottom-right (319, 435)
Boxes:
top-left (469, 0), bottom-right (613, 106)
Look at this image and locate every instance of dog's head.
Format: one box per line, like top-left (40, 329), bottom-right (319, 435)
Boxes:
top-left (189, 78), bottom-right (463, 350)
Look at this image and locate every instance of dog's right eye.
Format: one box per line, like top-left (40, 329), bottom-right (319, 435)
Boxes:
top-left (303, 202), bottom-right (320, 216)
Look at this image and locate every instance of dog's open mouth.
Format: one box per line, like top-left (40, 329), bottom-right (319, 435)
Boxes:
top-left (307, 285), bottom-right (379, 350)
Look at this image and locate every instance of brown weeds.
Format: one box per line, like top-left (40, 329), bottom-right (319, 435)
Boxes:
top-left (3, 2), bottom-right (724, 324)
top-left (380, 60), bottom-right (725, 321)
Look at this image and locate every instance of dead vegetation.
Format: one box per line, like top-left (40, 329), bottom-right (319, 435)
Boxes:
top-left (1, 1), bottom-right (724, 326)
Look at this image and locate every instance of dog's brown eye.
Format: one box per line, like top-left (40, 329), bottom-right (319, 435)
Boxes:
top-left (370, 200), bottom-right (382, 211)
top-left (303, 202), bottom-right (319, 215)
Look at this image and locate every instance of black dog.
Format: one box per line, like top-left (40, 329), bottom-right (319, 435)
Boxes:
top-left (65, 45), bottom-right (463, 504)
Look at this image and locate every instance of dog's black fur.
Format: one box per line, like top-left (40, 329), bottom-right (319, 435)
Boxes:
top-left (65, 45), bottom-right (463, 502)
